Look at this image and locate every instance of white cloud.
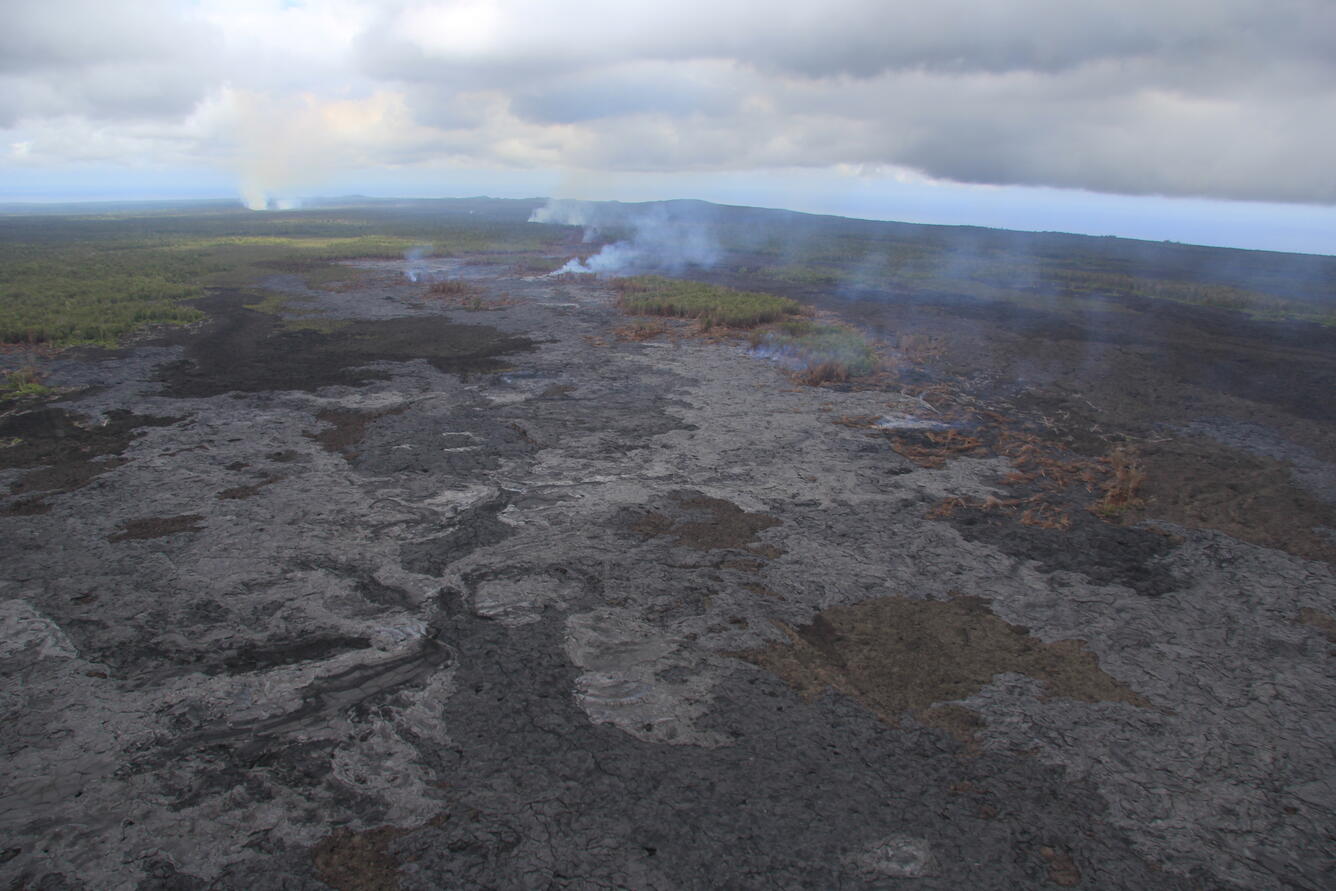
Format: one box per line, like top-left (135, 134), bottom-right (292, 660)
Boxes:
top-left (0, 0), bottom-right (1333, 205)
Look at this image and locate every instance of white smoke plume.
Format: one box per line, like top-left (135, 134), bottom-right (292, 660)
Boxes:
top-left (403, 245), bottom-right (431, 282)
top-left (232, 90), bottom-right (341, 211)
top-left (529, 199), bottom-right (595, 229)
top-left (530, 199), bottom-right (721, 276)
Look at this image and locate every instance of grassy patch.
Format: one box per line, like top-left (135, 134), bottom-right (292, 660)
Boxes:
top-left (612, 275), bottom-right (802, 329)
top-left (242, 292), bottom-right (348, 334)
top-left (187, 235), bottom-right (422, 288)
top-left (1, 367), bottom-right (54, 400)
top-left (609, 275), bottom-right (877, 384)
top-left (751, 320), bottom-right (881, 384)
top-left (421, 279), bottom-right (518, 311)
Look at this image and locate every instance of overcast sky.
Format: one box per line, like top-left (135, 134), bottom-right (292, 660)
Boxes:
top-left (3, 0), bottom-right (1335, 253)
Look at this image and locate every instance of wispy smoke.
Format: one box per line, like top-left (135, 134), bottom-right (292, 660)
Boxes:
top-left (529, 199), bottom-right (595, 229)
top-left (403, 246), bottom-right (431, 282)
top-left (241, 186), bottom-right (299, 212)
top-left (530, 199), bottom-right (721, 276)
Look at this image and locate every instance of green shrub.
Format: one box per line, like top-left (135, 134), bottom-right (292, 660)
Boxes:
top-left (1, 367), bottom-right (53, 399)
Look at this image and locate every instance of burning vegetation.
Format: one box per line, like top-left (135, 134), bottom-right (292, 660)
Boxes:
top-left (749, 320), bottom-right (882, 384)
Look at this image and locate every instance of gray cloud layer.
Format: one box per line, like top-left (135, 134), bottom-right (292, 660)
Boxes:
top-left (4, 0), bottom-right (1334, 204)
top-left (0, 0), bottom-right (218, 126)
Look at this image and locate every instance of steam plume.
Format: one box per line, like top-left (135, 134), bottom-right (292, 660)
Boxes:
top-left (233, 90), bottom-right (335, 211)
top-left (531, 199), bottom-right (721, 276)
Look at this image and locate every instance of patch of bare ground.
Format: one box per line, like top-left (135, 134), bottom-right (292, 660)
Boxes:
top-left (612, 318), bottom-right (675, 342)
top-left (155, 289), bottom-right (534, 397)
top-left (739, 595), bottom-right (1149, 747)
top-left (0, 497), bottom-right (51, 516)
top-left (1297, 607), bottom-right (1336, 644)
top-left (216, 474), bottom-right (281, 500)
top-left (306, 406), bottom-right (408, 457)
top-left (108, 514), bottom-right (204, 541)
top-left (1040, 845), bottom-right (1083, 887)
top-left (1122, 438), bottom-right (1336, 563)
top-left (624, 490), bottom-right (782, 553)
top-left (0, 406), bottom-right (180, 509)
top-left (311, 825), bottom-right (409, 891)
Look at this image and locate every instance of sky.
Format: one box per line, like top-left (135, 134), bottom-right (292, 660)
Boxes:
top-left (3, 0), bottom-right (1335, 254)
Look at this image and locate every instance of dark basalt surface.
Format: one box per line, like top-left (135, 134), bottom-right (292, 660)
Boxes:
top-left (1, 259), bottom-right (1333, 890)
top-left (155, 289), bottom-right (535, 397)
top-left (945, 507), bottom-right (1181, 597)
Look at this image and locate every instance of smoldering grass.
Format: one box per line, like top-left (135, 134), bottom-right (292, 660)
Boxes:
top-left (750, 320), bottom-right (882, 384)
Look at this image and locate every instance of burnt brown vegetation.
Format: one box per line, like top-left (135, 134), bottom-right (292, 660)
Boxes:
top-left (108, 514), bottom-right (205, 541)
top-left (306, 406), bottom-right (408, 457)
top-left (626, 490), bottom-right (783, 553)
top-left (310, 825), bottom-right (411, 891)
top-left (216, 475), bottom-right (281, 500)
top-left (421, 280), bottom-right (520, 311)
top-left (1123, 439), bottom-right (1336, 563)
top-left (740, 595), bottom-right (1149, 747)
